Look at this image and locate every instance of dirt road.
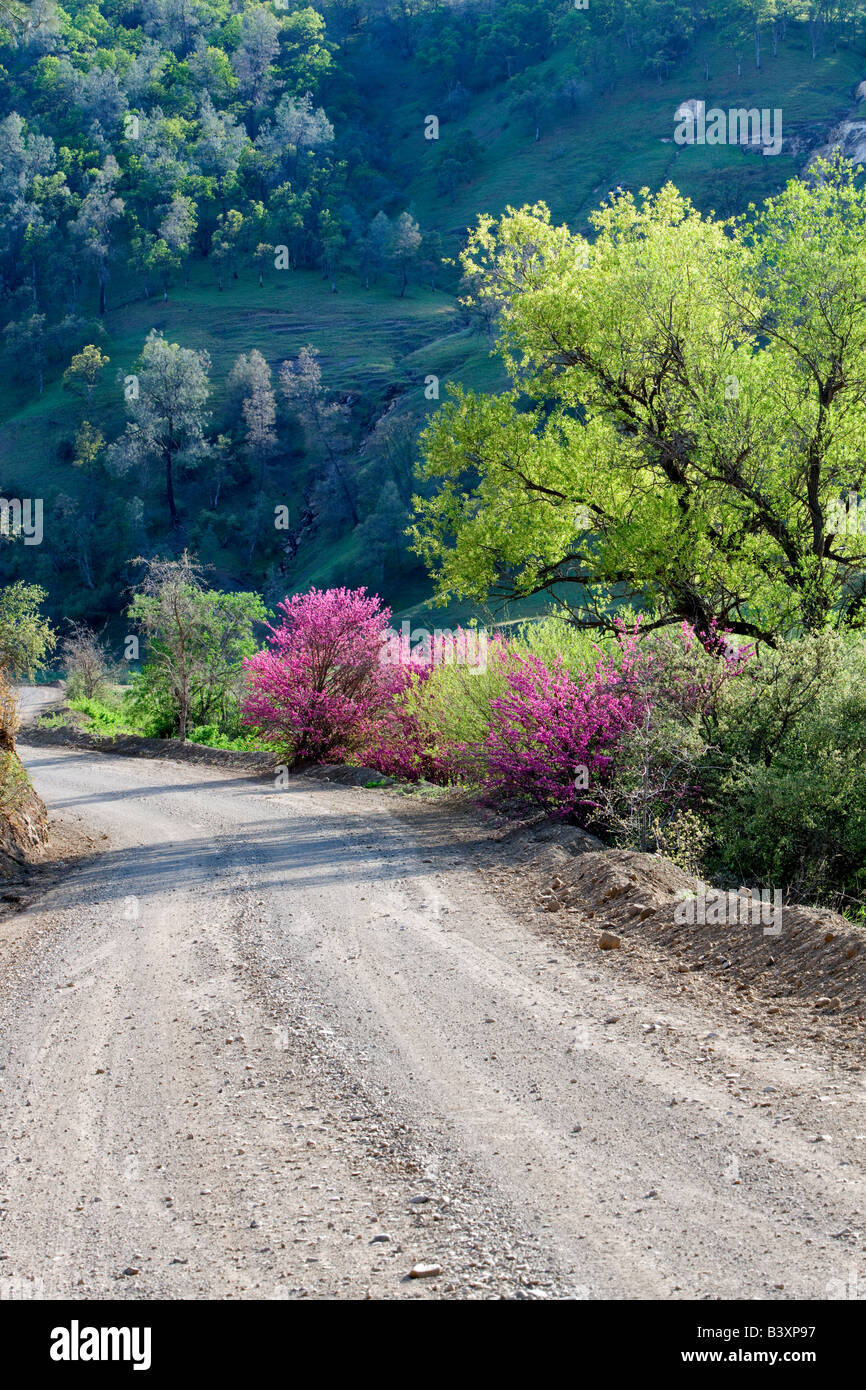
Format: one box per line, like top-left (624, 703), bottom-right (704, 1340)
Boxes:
top-left (1, 736), bottom-right (864, 1300)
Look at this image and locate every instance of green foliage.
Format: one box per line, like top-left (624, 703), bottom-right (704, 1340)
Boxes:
top-left (126, 553), bottom-right (266, 739)
top-left (0, 747), bottom-right (29, 816)
top-left (184, 722), bottom-right (265, 751)
top-left (67, 691), bottom-right (132, 735)
top-left (415, 163), bottom-right (866, 645)
top-left (512, 615), bottom-right (612, 677)
top-left (0, 581), bottom-right (55, 676)
top-left (397, 649), bottom-right (512, 766)
top-left (705, 633), bottom-right (866, 903)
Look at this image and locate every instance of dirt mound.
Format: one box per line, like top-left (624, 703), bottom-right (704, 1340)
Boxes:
top-left (504, 818), bottom-right (866, 1024)
top-left (536, 847), bottom-right (692, 925)
top-left (22, 722), bottom-right (277, 773)
top-left (650, 900), bottom-right (865, 1018)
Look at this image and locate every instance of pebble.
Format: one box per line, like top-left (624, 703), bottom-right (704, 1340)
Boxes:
top-left (409, 1261), bottom-right (442, 1278)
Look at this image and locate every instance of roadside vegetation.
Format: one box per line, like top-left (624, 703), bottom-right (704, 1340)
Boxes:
top-left (0, 581), bottom-right (55, 843)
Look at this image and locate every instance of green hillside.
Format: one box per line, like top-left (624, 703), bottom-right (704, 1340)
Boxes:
top-left (1, 1), bottom-right (865, 633)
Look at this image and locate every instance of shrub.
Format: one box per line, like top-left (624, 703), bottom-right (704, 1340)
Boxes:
top-left (476, 621), bottom-right (750, 823)
top-left (594, 623), bottom-right (751, 858)
top-left (0, 665), bottom-right (19, 753)
top-left (0, 750), bottom-right (30, 817)
top-left (242, 586), bottom-right (412, 763)
top-left (59, 622), bottom-right (109, 699)
top-left (479, 638), bottom-right (641, 816)
top-left (369, 634), bottom-right (513, 783)
top-left (705, 633), bottom-right (866, 902)
top-left (513, 614), bottom-right (616, 676)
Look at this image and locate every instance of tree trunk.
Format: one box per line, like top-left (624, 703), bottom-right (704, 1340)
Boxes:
top-left (166, 451), bottom-right (178, 528)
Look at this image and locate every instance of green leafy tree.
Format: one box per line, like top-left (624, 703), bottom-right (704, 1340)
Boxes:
top-left (63, 344), bottom-right (109, 406)
top-left (388, 210), bottom-right (422, 297)
top-left (70, 156), bottom-right (124, 317)
top-left (3, 312), bottom-right (48, 394)
top-left (108, 330), bottom-right (211, 528)
top-left (211, 208), bottom-right (245, 288)
top-left (0, 582), bottom-right (55, 677)
top-left (127, 552), bottom-right (266, 740)
top-left (414, 163), bottom-right (866, 645)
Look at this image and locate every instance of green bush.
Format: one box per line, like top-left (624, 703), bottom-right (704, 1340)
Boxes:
top-left (185, 723), bottom-right (265, 752)
top-left (0, 750), bottom-right (30, 817)
top-left (704, 633), bottom-right (866, 904)
top-left (512, 615), bottom-right (610, 676)
top-left (66, 693), bottom-right (138, 735)
top-left (395, 641), bottom-right (514, 778)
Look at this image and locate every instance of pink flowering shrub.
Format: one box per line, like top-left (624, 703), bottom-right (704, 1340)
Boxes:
top-left (479, 643), bottom-right (640, 816)
top-left (242, 586), bottom-right (412, 763)
top-left (364, 679), bottom-right (454, 782)
top-left (477, 622), bottom-right (751, 818)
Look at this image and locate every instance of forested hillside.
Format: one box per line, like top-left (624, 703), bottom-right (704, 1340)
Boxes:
top-left (2, 0), bottom-right (866, 632)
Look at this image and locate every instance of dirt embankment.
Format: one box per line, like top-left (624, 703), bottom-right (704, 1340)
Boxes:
top-left (1, 688), bottom-right (98, 912)
top-left (23, 721), bottom-right (279, 772)
top-left (485, 818), bottom-right (866, 1036)
top-left (0, 775), bottom-right (49, 871)
top-left (1, 682), bottom-right (53, 877)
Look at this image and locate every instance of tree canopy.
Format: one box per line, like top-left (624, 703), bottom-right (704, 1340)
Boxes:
top-left (413, 159), bottom-right (866, 644)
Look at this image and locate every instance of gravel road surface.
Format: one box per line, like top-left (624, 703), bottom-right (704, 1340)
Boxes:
top-left (1, 736), bottom-right (864, 1300)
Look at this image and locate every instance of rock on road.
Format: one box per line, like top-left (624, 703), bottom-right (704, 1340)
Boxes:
top-left (0, 737), bottom-right (864, 1300)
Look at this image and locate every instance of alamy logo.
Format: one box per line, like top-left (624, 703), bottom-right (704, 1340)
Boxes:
top-left (674, 882), bottom-right (782, 936)
top-left (50, 1320), bottom-right (152, 1371)
top-left (0, 497), bottom-right (43, 544)
top-left (828, 492), bottom-right (866, 535)
top-left (380, 621), bottom-right (488, 673)
top-left (0, 1274), bottom-right (44, 1299)
top-left (674, 100), bottom-right (782, 156)
top-left (826, 1266), bottom-right (864, 1300)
